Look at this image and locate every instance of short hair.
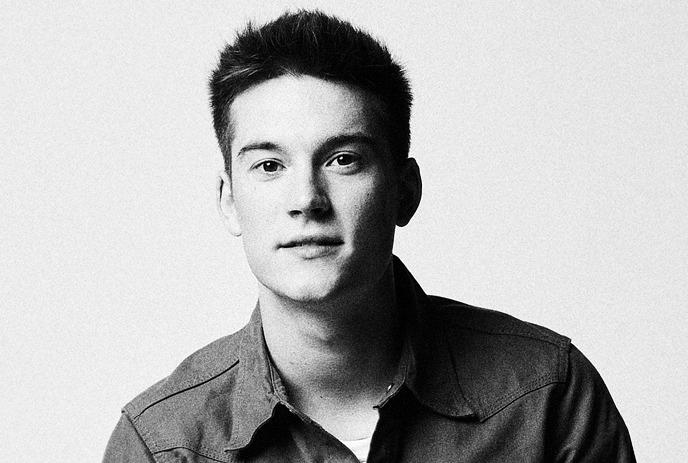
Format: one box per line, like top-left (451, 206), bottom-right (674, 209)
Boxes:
top-left (209, 10), bottom-right (412, 172)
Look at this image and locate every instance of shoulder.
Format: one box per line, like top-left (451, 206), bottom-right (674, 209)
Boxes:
top-left (124, 328), bottom-right (247, 419)
top-left (426, 296), bottom-right (572, 418)
top-left (115, 326), bottom-right (255, 460)
top-left (428, 295), bottom-right (569, 347)
top-left (422, 297), bottom-right (635, 458)
top-left (104, 325), bottom-right (257, 462)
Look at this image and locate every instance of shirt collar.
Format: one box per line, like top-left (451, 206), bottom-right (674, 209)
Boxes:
top-left (226, 255), bottom-right (478, 450)
top-left (386, 256), bottom-right (477, 419)
top-left (224, 307), bottom-right (282, 450)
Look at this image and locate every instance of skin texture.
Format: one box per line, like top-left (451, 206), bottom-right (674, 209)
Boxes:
top-left (216, 75), bottom-right (422, 440)
top-left (218, 75), bottom-right (419, 308)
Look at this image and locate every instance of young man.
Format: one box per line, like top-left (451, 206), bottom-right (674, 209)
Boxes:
top-left (104, 11), bottom-right (635, 462)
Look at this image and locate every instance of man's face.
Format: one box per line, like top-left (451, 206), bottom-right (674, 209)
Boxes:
top-left (218, 75), bottom-right (414, 304)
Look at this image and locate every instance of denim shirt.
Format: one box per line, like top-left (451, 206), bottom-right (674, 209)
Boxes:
top-left (104, 257), bottom-right (635, 462)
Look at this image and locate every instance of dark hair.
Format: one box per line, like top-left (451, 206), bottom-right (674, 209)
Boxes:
top-left (209, 10), bottom-right (412, 172)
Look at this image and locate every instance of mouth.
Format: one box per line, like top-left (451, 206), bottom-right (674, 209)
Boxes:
top-left (280, 236), bottom-right (344, 259)
top-left (281, 236), bottom-right (344, 248)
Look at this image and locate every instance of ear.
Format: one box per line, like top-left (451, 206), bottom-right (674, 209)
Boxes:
top-left (395, 158), bottom-right (422, 227)
top-left (216, 171), bottom-right (242, 236)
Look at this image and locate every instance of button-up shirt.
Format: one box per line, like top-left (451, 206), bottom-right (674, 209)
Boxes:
top-left (104, 257), bottom-right (635, 462)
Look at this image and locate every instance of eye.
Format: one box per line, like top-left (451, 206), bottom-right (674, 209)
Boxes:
top-left (326, 152), bottom-right (360, 169)
top-left (254, 160), bottom-right (284, 173)
top-left (333, 154), bottom-right (356, 166)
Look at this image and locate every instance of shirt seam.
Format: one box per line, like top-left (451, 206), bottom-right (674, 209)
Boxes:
top-left (119, 412), bottom-right (159, 462)
top-left (433, 301), bottom-right (569, 347)
top-left (130, 359), bottom-right (240, 420)
top-left (478, 372), bottom-right (565, 419)
top-left (451, 324), bottom-right (569, 349)
top-left (126, 411), bottom-right (161, 462)
top-left (151, 442), bottom-right (231, 462)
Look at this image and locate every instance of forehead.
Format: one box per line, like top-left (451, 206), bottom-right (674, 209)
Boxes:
top-left (228, 75), bottom-right (388, 155)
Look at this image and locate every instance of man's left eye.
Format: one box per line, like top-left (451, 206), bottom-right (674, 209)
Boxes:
top-left (328, 153), bottom-right (358, 167)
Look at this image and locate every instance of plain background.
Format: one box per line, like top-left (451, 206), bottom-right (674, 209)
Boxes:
top-left (3, 1), bottom-right (687, 461)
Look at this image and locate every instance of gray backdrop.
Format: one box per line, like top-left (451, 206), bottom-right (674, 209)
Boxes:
top-left (3, 1), bottom-right (687, 461)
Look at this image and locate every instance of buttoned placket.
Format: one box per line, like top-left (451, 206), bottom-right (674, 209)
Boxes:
top-left (267, 350), bottom-right (364, 462)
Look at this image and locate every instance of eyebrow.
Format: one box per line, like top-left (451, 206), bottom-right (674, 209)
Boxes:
top-left (317, 133), bottom-right (380, 154)
top-left (235, 133), bottom-right (380, 159)
top-left (236, 141), bottom-right (282, 158)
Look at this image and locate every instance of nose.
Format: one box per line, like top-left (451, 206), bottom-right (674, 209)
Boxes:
top-left (287, 167), bottom-right (331, 219)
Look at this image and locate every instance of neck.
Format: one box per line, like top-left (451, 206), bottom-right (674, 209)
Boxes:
top-left (259, 263), bottom-right (401, 434)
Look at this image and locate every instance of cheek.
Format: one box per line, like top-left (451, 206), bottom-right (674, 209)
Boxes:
top-left (346, 181), bottom-right (398, 234)
top-left (234, 185), bottom-right (271, 230)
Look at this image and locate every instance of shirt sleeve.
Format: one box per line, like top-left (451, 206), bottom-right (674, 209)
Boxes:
top-left (103, 413), bottom-right (157, 463)
top-left (551, 344), bottom-right (636, 462)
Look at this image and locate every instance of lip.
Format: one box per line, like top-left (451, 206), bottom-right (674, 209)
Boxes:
top-left (281, 235), bottom-right (344, 247)
top-left (279, 235), bottom-right (344, 259)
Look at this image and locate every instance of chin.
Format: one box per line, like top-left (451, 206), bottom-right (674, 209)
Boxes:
top-left (282, 277), bottom-right (346, 303)
top-left (260, 266), bottom-right (352, 305)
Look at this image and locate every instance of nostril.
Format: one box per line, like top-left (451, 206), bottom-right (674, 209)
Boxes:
top-left (287, 171), bottom-right (331, 216)
top-left (289, 195), bottom-right (331, 217)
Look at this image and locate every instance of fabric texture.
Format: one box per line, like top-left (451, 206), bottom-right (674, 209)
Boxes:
top-left (103, 257), bottom-right (635, 462)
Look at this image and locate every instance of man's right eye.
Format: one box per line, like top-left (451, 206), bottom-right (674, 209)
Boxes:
top-left (255, 160), bottom-right (283, 173)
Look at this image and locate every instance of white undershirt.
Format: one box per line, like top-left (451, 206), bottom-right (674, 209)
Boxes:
top-left (340, 435), bottom-right (372, 462)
